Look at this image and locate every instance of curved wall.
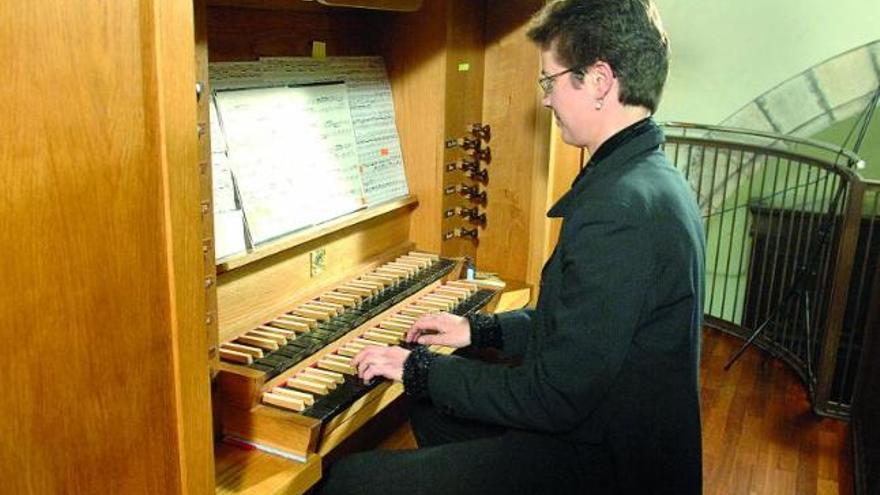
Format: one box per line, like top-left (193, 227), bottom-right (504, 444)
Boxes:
top-left (654, 0), bottom-right (880, 127)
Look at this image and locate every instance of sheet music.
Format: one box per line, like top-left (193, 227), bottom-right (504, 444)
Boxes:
top-left (209, 61), bottom-right (264, 90)
top-left (208, 56), bottom-right (409, 249)
top-left (211, 153), bottom-right (238, 214)
top-left (214, 210), bottom-right (248, 260)
top-left (213, 83), bottom-right (363, 245)
top-left (209, 98), bottom-right (249, 259)
top-left (260, 56), bottom-right (409, 204)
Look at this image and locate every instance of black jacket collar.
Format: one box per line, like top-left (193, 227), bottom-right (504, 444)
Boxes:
top-left (547, 119), bottom-right (665, 218)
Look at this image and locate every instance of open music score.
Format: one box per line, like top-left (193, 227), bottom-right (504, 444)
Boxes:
top-left (214, 83), bottom-right (364, 245)
top-left (211, 56), bottom-right (409, 204)
top-left (209, 56), bottom-right (410, 257)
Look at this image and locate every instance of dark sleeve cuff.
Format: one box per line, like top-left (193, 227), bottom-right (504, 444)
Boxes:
top-left (467, 312), bottom-right (502, 349)
top-left (402, 345), bottom-right (436, 398)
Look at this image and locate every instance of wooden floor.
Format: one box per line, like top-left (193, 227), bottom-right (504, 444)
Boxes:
top-left (701, 328), bottom-right (852, 495)
top-left (372, 328), bottom-right (853, 494)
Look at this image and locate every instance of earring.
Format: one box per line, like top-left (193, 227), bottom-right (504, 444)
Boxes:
top-left (595, 98), bottom-right (604, 110)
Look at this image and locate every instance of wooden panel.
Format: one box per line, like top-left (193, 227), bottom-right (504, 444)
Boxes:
top-left (215, 444), bottom-right (322, 495)
top-left (218, 196), bottom-right (418, 272)
top-left (197, 0), bottom-right (222, 378)
top-left (221, 404), bottom-right (322, 459)
top-left (440, 0), bottom-right (486, 259)
top-left (206, 5), bottom-right (385, 61)
top-left (319, 382), bottom-right (404, 456)
top-left (208, 0), bottom-right (421, 11)
top-left (218, 363), bottom-right (268, 410)
top-left (381, 0), bottom-right (448, 254)
top-left (319, 0), bottom-right (422, 10)
top-left (161, 0), bottom-right (217, 491)
top-left (0, 0), bottom-right (210, 493)
top-left (479, 0), bottom-right (550, 288)
top-left (208, 0), bottom-right (336, 11)
top-left (216, 209), bottom-right (412, 341)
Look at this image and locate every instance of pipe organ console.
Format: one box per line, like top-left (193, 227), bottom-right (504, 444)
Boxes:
top-left (2, 0), bottom-right (551, 492)
top-left (191, 0), bottom-right (550, 484)
top-left (197, 0), bottom-right (549, 494)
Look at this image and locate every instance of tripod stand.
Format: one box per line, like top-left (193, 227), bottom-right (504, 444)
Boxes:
top-left (724, 180), bottom-right (847, 382)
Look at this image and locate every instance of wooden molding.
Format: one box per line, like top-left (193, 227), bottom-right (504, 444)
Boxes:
top-left (218, 195), bottom-right (418, 272)
top-left (319, 0), bottom-right (422, 11)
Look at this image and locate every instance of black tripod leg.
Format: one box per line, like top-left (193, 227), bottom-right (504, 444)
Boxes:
top-left (803, 290), bottom-right (814, 385)
top-left (724, 318), bottom-right (773, 370)
top-left (724, 290), bottom-right (795, 370)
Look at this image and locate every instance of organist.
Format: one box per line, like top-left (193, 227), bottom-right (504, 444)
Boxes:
top-left (320, 0), bottom-right (705, 493)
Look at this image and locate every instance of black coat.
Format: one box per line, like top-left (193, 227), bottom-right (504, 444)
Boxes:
top-left (428, 121), bottom-right (705, 494)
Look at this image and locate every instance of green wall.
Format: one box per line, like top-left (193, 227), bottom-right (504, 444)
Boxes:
top-left (649, 1), bottom-right (880, 328)
top-left (809, 108), bottom-right (880, 181)
top-left (653, 0), bottom-right (880, 125)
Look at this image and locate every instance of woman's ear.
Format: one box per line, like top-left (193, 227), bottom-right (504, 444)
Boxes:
top-left (591, 61), bottom-right (615, 98)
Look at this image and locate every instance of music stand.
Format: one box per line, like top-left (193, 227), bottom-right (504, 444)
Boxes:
top-left (725, 83), bottom-right (879, 376)
top-left (724, 181), bottom-right (846, 382)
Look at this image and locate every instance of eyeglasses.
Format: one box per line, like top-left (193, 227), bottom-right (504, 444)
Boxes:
top-left (538, 67), bottom-right (580, 94)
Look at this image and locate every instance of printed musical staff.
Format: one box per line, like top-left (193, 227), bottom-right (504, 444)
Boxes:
top-left (207, 56), bottom-right (410, 250)
top-left (213, 83), bottom-right (363, 245)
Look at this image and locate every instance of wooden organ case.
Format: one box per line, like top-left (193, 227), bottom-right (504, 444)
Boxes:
top-left (2, 0), bottom-right (585, 494)
top-left (201, 2), bottom-right (555, 492)
top-left (198, 1), bottom-right (581, 492)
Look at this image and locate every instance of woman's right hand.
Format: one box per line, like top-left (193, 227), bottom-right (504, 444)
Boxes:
top-left (404, 312), bottom-right (471, 349)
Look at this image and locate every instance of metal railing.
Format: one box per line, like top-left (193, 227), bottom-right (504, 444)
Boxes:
top-left (661, 122), bottom-right (878, 419)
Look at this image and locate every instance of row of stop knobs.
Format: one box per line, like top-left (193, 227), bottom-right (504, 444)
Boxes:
top-left (444, 123), bottom-right (490, 241)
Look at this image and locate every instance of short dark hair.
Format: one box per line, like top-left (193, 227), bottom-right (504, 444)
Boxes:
top-left (527, 0), bottom-right (669, 113)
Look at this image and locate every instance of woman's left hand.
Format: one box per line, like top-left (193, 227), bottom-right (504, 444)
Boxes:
top-left (351, 345), bottom-right (411, 383)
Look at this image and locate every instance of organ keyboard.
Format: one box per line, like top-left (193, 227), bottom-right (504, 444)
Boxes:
top-left (215, 250), bottom-right (500, 461)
